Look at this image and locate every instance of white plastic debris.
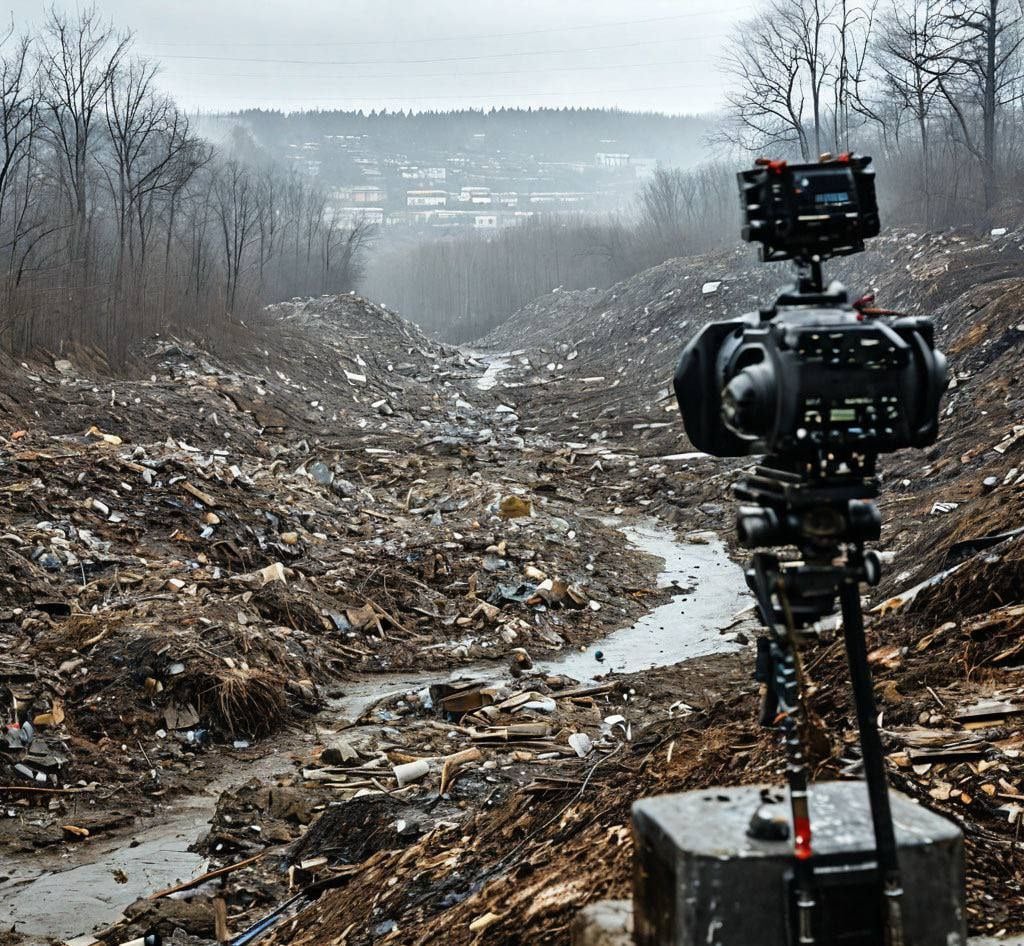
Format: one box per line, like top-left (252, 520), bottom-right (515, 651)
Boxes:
top-left (393, 758), bottom-right (431, 787)
top-left (568, 732), bottom-right (593, 757)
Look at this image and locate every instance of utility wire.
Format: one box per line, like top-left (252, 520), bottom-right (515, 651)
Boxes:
top-left (149, 36), bottom-right (714, 67)
top-left (177, 81), bottom-right (725, 104)
top-left (138, 8), bottom-right (749, 48)
top-left (180, 56), bottom-right (719, 82)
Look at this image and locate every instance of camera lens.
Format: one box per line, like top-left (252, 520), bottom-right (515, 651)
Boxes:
top-left (722, 362), bottom-right (776, 439)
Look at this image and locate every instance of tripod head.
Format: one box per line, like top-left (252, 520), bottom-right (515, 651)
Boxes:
top-left (736, 457), bottom-right (884, 630)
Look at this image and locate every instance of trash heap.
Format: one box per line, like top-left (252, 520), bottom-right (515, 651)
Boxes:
top-left (0, 293), bottom-right (666, 854)
top-left (6, 226), bottom-right (1024, 945)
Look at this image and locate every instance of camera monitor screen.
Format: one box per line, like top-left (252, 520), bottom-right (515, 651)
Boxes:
top-left (739, 155), bottom-right (880, 262)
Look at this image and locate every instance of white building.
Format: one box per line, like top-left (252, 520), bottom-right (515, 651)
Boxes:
top-left (407, 190), bottom-right (448, 208)
top-left (459, 186), bottom-right (492, 205)
top-left (596, 152), bottom-right (630, 168)
top-left (331, 206), bottom-right (384, 227)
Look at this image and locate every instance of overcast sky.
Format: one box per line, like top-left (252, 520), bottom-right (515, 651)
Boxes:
top-left (6, 0), bottom-right (759, 114)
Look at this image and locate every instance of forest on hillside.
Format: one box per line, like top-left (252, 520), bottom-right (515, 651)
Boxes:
top-left (2, 0), bottom-right (1024, 353)
top-left (205, 107), bottom-right (716, 167)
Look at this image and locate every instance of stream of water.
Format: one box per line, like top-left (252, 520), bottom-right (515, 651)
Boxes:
top-left (0, 519), bottom-right (748, 943)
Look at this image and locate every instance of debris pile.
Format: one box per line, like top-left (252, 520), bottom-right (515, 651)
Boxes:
top-left (0, 293), bottom-right (665, 856)
top-left (6, 227), bottom-right (1024, 945)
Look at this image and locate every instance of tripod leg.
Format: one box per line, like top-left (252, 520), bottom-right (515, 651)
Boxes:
top-left (839, 579), bottom-right (905, 946)
top-left (772, 638), bottom-right (816, 945)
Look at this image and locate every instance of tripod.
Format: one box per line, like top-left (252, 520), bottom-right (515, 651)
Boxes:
top-left (739, 459), bottom-right (906, 946)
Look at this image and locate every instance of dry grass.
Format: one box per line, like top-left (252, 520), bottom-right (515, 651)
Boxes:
top-left (181, 666), bottom-right (287, 739)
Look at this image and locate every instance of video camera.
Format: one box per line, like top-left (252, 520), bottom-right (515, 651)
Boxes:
top-left (674, 154), bottom-right (947, 463)
top-left (661, 156), bottom-right (954, 946)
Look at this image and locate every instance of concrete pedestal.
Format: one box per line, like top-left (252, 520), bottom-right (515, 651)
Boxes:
top-left (632, 782), bottom-right (965, 946)
top-left (572, 901), bottom-right (1017, 946)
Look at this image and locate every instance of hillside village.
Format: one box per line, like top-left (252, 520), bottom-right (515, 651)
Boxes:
top-left (203, 109), bottom-right (709, 232)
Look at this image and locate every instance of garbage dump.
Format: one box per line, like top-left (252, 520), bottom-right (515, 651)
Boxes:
top-left (4, 228), bottom-right (1024, 945)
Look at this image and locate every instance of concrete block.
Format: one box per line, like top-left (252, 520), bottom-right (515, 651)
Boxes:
top-left (570, 902), bottom-right (1021, 946)
top-left (571, 900), bottom-right (633, 946)
top-left (633, 781), bottom-right (965, 946)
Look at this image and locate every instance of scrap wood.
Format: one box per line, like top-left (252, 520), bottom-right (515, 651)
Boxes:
top-left (522, 775), bottom-right (586, 794)
top-left (551, 683), bottom-right (614, 700)
top-left (182, 481), bottom-right (217, 507)
top-left (439, 746), bottom-right (482, 794)
top-left (149, 851), bottom-right (265, 899)
top-left (955, 699), bottom-right (1024, 722)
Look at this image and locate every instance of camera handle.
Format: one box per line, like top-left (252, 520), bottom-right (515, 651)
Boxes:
top-left (748, 549), bottom-right (906, 946)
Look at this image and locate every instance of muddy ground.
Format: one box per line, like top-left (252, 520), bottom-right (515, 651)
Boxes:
top-left (3, 231), bottom-right (1024, 945)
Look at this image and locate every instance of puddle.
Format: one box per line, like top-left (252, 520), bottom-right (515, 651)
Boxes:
top-left (535, 521), bottom-right (748, 683)
top-left (473, 353), bottom-right (512, 391)
top-left (330, 518), bottom-right (749, 716)
top-left (1, 750), bottom-right (295, 943)
top-left (1, 811), bottom-right (209, 941)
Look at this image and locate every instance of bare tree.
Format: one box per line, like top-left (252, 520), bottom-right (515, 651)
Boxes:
top-left (638, 166), bottom-right (689, 257)
top-left (722, 0), bottom-right (875, 159)
top-left (212, 158), bottom-right (258, 313)
top-left (0, 27), bottom-right (42, 277)
top-left (938, 0), bottom-right (1024, 210)
top-left (861, 0), bottom-right (947, 223)
top-left (321, 216), bottom-right (375, 293)
top-left (38, 4), bottom-right (129, 271)
top-left (722, 11), bottom-right (811, 158)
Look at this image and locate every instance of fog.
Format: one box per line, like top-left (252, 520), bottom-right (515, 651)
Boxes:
top-left (5, 0), bottom-right (759, 114)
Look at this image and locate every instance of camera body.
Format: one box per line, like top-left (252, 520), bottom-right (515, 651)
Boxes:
top-left (674, 301), bottom-right (948, 459)
top-left (675, 154), bottom-right (947, 462)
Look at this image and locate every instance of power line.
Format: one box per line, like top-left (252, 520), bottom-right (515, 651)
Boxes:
top-left (176, 81), bottom-right (726, 104)
top-left (137, 8), bottom-right (748, 48)
top-left (178, 56), bottom-right (719, 83)
top-left (150, 36), bottom-right (711, 67)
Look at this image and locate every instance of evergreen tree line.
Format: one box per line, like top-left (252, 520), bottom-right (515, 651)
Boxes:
top-left (0, 7), bottom-right (373, 360)
top-left (213, 107), bottom-right (715, 169)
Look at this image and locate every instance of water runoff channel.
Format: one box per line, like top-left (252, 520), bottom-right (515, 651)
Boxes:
top-left (1, 354), bottom-right (752, 944)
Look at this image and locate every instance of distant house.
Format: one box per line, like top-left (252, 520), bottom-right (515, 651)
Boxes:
top-left (406, 190), bottom-right (448, 208)
top-left (349, 185), bottom-right (386, 204)
top-left (330, 206), bottom-right (384, 227)
top-left (528, 192), bottom-right (591, 205)
top-left (474, 214), bottom-right (498, 229)
top-left (595, 152), bottom-right (630, 167)
top-left (459, 186), bottom-right (492, 205)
